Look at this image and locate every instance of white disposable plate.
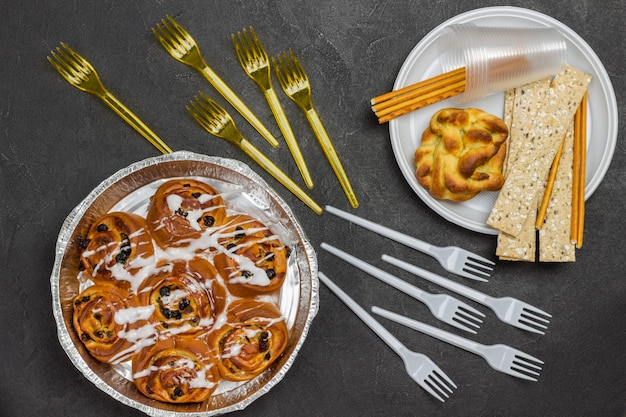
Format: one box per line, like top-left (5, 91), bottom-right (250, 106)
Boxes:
top-left (389, 6), bottom-right (618, 234)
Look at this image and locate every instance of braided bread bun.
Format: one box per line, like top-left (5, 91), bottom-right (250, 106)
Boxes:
top-left (414, 108), bottom-right (508, 201)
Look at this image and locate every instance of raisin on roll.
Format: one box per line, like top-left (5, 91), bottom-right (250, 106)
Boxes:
top-left (79, 212), bottom-right (155, 290)
top-left (138, 257), bottom-right (227, 336)
top-left (132, 336), bottom-right (220, 403)
top-left (72, 284), bottom-right (153, 364)
top-left (213, 215), bottom-right (290, 297)
top-left (146, 179), bottom-right (227, 248)
top-left (207, 299), bottom-right (289, 381)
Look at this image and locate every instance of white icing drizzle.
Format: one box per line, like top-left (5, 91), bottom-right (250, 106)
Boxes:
top-left (165, 193), bottom-right (227, 232)
top-left (111, 324), bottom-right (159, 364)
top-left (132, 358), bottom-right (218, 390)
top-left (165, 194), bottom-right (184, 215)
top-left (159, 288), bottom-right (189, 306)
top-left (132, 365), bottom-right (158, 379)
top-left (108, 253), bottom-right (166, 292)
top-left (115, 305), bottom-right (155, 325)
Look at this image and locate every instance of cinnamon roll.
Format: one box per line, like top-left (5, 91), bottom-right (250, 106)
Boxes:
top-left (213, 215), bottom-right (290, 297)
top-left (208, 299), bottom-right (288, 381)
top-left (132, 336), bottom-right (220, 403)
top-left (79, 212), bottom-right (155, 290)
top-left (146, 179), bottom-right (227, 248)
top-left (138, 257), bottom-right (227, 336)
top-left (72, 284), bottom-right (153, 364)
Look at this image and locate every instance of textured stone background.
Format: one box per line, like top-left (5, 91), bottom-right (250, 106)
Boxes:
top-left (1, 1), bottom-right (625, 416)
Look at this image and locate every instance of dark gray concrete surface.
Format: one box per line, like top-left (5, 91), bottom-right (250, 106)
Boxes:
top-left (1, 1), bottom-right (625, 416)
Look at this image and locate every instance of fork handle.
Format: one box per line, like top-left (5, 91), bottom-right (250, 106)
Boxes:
top-left (100, 92), bottom-right (173, 154)
top-left (372, 306), bottom-right (483, 355)
top-left (238, 138), bottom-right (322, 215)
top-left (303, 108), bottom-right (358, 208)
top-left (320, 243), bottom-right (428, 302)
top-left (382, 255), bottom-right (491, 305)
top-left (319, 272), bottom-right (405, 356)
top-left (199, 66), bottom-right (279, 149)
top-left (263, 87), bottom-right (314, 188)
top-left (325, 205), bottom-right (433, 254)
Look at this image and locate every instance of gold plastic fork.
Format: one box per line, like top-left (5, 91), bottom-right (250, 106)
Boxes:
top-left (273, 50), bottom-right (359, 208)
top-left (47, 42), bottom-right (173, 154)
top-left (232, 27), bottom-right (314, 189)
top-left (187, 92), bottom-right (323, 215)
top-left (152, 15), bottom-right (279, 149)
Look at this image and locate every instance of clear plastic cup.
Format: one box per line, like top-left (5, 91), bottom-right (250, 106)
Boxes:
top-left (439, 23), bottom-right (566, 102)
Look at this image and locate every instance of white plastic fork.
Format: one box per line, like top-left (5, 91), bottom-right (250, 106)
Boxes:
top-left (372, 306), bottom-right (544, 381)
top-left (325, 205), bottom-right (494, 281)
top-left (321, 243), bottom-right (484, 334)
top-left (383, 254), bottom-right (552, 335)
top-left (318, 272), bottom-right (457, 402)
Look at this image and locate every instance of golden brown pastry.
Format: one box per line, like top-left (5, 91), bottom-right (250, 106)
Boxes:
top-left (213, 215), bottom-right (290, 297)
top-left (207, 299), bottom-right (289, 381)
top-left (132, 336), bottom-right (220, 403)
top-left (414, 107), bottom-right (508, 201)
top-left (72, 284), bottom-right (148, 364)
top-left (146, 179), bottom-right (227, 248)
top-left (72, 177), bottom-right (295, 405)
top-left (79, 212), bottom-right (155, 289)
top-left (138, 257), bottom-right (227, 336)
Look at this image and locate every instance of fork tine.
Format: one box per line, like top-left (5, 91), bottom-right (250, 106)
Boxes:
top-left (164, 15), bottom-right (191, 44)
top-left (453, 308), bottom-right (484, 334)
top-left (464, 258), bottom-right (494, 272)
top-left (519, 316), bottom-right (549, 331)
top-left (198, 92), bottom-right (219, 114)
top-left (507, 368), bottom-right (539, 382)
top-left (467, 253), bottom-right (496, 266)
top-left (48, 51), bottom-right (72, 78)
top-left (514, 352), bottom-right (544, 368)
top-left (447, 318), bottom-right (478, 334)
top-left (273, 54), bottom-right (288, 85)
top-left (194, 93), bottom-right (227, 127)
top-left (57, 43), bottom-right (85, 70)
top-left (432, 368), bottom-right (457, 392)
top-left (462, 264), bottom-right (491, 280)
top-left (512, 320), bottom-right (546, 335)
top-left (421, 379), bottom-right (447, 403)
top-left (187, 101), bottom-right (213, 131)
top-left (50, 46), bottom-right (81, 77)
top-left (451, 306), bottom-right (484, 334)
top-left (158, 21), bottom-right (185, 53)
top-left (427, 369), bottom-right (456, 399)
top-left (278, 51), bottom-right (297, 86)
top-left (523, 306), bottom-right (552, 319)
top-left (154, 16), bottom-right (191, 56)
top-left (241, 28), bottom-right (257, 59)
top-left (287, 49), bottom-right (306, 80)
top-left (188, 94), bottom-right (220, 130)
top-left (510, 353), bottom-right (543, 381)
top-left (152, 24), bottom-right (176, 53)
top-left (232, 31), bottom-right (246, 62)
top-left (453, 315), bottom-right (481, 331)
top-left (456, 268), bottom-right (489, 282)
top-left (249, 27), bottom-right (265, 58)
top-left (520, 314), bottom-right (550, 329)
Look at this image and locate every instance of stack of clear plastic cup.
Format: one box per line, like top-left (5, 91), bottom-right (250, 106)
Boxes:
top-left (439, 23), bottom-right (567, 102)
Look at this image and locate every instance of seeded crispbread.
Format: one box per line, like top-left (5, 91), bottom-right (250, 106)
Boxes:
top-left (538, 123), bottom-right (576, 262)
top-left (503, 79), bottom-right (552, 175)
top-left (496, 200), bottom-right (538, 261)
top-left (487, 65), bottom-right (591, 237)
top-left (496, 85), bottom-right (537, 260)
